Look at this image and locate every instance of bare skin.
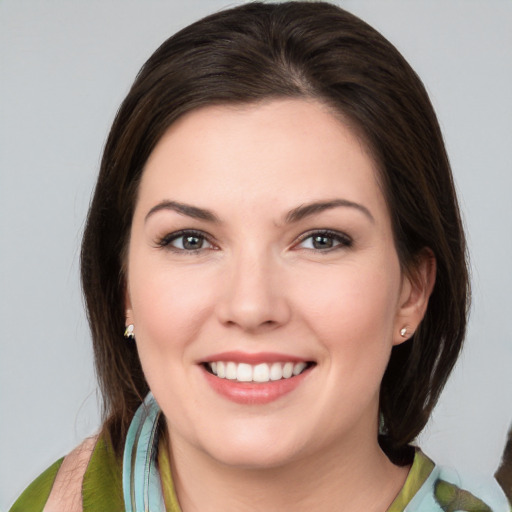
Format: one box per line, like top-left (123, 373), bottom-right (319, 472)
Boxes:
top-left (169, 415), bottom-right (409, 512)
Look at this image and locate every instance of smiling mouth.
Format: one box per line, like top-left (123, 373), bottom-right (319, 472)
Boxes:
top-left (203, 361), bottom-right (315, 383)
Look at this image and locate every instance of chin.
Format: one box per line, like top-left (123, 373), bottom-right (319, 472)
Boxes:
top-left (210, 420), bottom-right (325, 471)
top-left (204, 440), bottom-right (305, 470)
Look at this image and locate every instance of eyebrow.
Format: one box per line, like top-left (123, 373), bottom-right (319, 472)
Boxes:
top-left (145, 200), bottom-right (220, 223)
top-left (285, 199), bottom-right (374, 224)
top-left (145, 198), bottom-right (374, 225)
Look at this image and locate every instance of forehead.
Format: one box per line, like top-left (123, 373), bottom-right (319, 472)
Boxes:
top-left (137, 99), bottom-right (388, 222)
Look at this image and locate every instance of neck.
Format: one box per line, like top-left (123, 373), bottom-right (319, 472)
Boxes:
top-left (166, 425), bottom-right (409, 512)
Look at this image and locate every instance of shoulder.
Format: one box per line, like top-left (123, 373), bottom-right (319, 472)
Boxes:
top-left (9, 433), bottom-right (124, 512)
top-left (407, 450), bottom-right (512, 512)
top-left (9, 457), bottom-right (64, 512)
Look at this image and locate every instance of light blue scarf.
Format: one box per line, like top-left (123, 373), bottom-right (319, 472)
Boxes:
top-left (122, 393), bottom-right (166, 511)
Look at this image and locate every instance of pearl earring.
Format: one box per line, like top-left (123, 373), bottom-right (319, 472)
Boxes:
top-left (400, 327), bottom-right (407, 337)
top-left (124, 324), bottom-right (135, 340)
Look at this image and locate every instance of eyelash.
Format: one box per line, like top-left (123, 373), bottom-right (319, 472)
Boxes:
top-left (156, 229), bottom-right (352, 254)
top-left (294, 229), bottom-right (353, 252)
top-left (156, 229), bottom-right (216, 254)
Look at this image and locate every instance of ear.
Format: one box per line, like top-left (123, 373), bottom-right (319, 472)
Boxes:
top-left (393, 248), bottom-right (436, 346)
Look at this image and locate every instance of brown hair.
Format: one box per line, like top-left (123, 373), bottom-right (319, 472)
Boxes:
top-left (81, 1), bottom-right (469, 458)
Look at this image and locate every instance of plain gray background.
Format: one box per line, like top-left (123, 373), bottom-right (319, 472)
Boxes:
top-left (1, 0), bottom-right (511, 508)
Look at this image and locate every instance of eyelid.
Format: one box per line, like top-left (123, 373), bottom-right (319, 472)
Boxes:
top-left (293, 229), bottom-right (353, 251)
top-left (156, 229), bottom-right (217, 252)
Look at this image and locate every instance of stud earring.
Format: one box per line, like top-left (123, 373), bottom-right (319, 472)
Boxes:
top-left (400, 327), bottom-right (408, 337)
top-left (124, 324), bottom-right (135, 340)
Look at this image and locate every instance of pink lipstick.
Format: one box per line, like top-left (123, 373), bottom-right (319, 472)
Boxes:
top-left (200, 352), bottom-right (314, 404)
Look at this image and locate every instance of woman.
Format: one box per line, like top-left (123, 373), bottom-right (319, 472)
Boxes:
top-left (9, 2), bottom-right (510, 511)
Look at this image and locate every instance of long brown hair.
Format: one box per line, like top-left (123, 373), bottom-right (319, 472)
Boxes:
top-left (81, 1), bottom-right (469, 457)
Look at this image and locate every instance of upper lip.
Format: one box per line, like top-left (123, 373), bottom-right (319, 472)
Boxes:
top-left (201, 351), bottom-right (312, 365)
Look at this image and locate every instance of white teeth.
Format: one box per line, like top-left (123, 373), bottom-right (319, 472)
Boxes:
top-left (253, 363), bottom-right (270, 382)
top-left (270, 362), bottom-right (283, 381)
top-left (293, 362), bottom-right (307, 376)
top-left (237, 363), bottom-right (253, 382)
top-left (226, 362), bottom-right (237, 380)
top-left (217, 361), bottom-right (226, 378)
top-left (283, 362), bottom-right (293, 379)
top-left (207, 361), bottom-right (310, 382)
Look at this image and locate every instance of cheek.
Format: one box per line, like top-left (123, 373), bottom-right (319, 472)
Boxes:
top-left (297, 258), bottom-right (400, 336)
top-left (127, 260), bottom-right (216, 359)
top-left (293, 257), bottom-right (401, 361)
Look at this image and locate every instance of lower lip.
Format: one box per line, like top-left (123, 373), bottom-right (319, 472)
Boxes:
top-left (201, 366), bottom-right (312, 405)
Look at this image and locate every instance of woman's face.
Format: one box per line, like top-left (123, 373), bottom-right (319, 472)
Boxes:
top-left (126, 99), bottom-right (418, 469)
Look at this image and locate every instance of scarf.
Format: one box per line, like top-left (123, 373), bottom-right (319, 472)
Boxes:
top-left (122, 393), bottom-right (166, 511)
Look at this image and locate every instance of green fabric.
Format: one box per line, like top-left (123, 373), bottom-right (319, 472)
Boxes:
top-left (82, 434), bottom-right (124, 512)
top-left (9, 457), bottom-right (64, 512)
top-left (434, 479), bottom-right (492, 512)
top-left (158, 434), bottom-right (181, 511)
top-left (387, 450), bottom-right (435, 511)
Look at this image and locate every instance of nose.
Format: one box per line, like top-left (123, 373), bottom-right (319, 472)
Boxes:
top-left (215, 247), bottom-right (291, 333)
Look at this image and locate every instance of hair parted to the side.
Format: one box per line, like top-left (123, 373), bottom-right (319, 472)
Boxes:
top-left (81, 1), bottom-right (469, 458)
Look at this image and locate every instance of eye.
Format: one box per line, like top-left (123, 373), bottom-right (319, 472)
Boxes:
top-left (157, 230), bottom-right (215, 252)
top-left (295, 230), bottom-right (352, 251)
